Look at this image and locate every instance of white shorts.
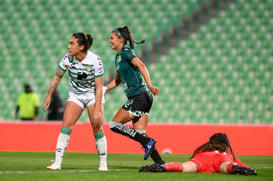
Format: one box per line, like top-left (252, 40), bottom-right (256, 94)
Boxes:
top-left (67, 91), bottom-right (105, 109)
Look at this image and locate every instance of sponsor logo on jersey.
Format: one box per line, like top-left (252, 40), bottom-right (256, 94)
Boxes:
top-left (86, 65), bottom-right (92, 71)
top-left (71, 62), bottom-right (76, 68)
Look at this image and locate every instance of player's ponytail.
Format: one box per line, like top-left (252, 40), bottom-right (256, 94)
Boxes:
top-left (72, 32), bottom-right (93, 52)
top-left (86, 34), bottom-right (93, 50)
top-left (113, 26), bottom-right (145, 49)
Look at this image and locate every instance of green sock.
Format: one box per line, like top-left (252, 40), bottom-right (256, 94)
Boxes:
top-left (61, 126), bottom-right (72, 135)
top-left (94, 132), bottom-right (105, 140)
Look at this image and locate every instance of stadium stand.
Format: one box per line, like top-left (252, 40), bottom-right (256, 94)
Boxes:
top-left (0, 0), bottom-right (272, 125)
top-left (0, 0), bottom-right (205, 121)
top-left (147, 0), bottom-right (273, 124)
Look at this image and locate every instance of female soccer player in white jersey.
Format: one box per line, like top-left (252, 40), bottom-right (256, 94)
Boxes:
top-left (42, 32), bottom-right (107, 171)
top-left (104, 26), bottom-right (165, 165)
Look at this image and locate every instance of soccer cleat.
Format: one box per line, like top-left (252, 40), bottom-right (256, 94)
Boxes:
top-left (246, 168), bottom-right (257, 176)
top-left (98, 162), bottom-right (108, 171)
top-left (139, 164), bottom-right (166, 172)
top-left (143, 138), bottom-right (156, 160)
top-left (232, 165), bottom-right (257, 176)
top-left (46, 161), bottom-right (61, 170)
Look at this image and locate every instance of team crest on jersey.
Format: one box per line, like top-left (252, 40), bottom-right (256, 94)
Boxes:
top-left (86, 64), bottom-right (92, 71)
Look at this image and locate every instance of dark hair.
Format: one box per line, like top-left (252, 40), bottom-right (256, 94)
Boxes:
top-left (113, 26), bottom-right (145, 49)
top-left (24, 84), bottom-right (32, 93)
top-left (190, 133), bottom-right (236, 161)
top-left (72, 32), bottom-right (93, 52)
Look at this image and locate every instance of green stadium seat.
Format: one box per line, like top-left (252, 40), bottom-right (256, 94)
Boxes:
top-left (1, 0), bottom-right (272, 124)
top-left (145, 0), bottom-right (273, 124)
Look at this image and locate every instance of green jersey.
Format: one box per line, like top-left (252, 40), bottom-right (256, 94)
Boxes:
top-left (115, 45), bottom-right (148, 97)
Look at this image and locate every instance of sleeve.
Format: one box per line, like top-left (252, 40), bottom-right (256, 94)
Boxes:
top-left (122, 47), bottom-right (136, 63)
top-left (58, 54), bottom-right (69, 72)
top-left (94, 56), bottom-right (104, 78)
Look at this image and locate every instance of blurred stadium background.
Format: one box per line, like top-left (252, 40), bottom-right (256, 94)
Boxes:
top-left (0, 0), bottom-right (272, 124)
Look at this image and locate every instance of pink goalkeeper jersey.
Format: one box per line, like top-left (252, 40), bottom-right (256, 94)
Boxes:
top-left (190, 149), bottom-right (249, 173)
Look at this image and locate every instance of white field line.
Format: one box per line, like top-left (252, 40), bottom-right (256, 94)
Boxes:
top-left (0, 169), bottom-right (131, 175)
top-left (1, 167), bottom-right (273, 175)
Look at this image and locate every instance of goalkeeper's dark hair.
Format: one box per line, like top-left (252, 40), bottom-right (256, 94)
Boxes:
top-left (72, 32), bottom-right (93, 52)
top-left (190, 133), bottom-right (236, 161)
top-left (113, 26), bottom-right (145, 49)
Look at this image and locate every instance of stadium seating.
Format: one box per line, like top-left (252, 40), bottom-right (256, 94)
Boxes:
top-left (145, 0), bottom-right (273, 124)
top-left (1, 0), bottom-right (272, 125)
top-left (0, 0), bottom-right (203, 121)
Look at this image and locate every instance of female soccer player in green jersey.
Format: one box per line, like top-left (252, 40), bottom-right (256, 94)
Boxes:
top-left (104, 26), bottom-right (165, 165)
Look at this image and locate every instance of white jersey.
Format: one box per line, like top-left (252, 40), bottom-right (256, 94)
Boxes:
top-left (58, 51), bottom-right (104, 94)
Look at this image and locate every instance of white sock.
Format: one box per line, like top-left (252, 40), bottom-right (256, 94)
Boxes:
top-left (55, 132), bottom-right (70, 164)
top-left (96, 136), bottom-right (107, 166)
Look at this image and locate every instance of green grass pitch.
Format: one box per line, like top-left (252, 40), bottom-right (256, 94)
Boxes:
top-left (0, 152), bottom-right (272, 181)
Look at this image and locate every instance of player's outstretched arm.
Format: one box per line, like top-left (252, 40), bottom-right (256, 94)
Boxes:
top-left (105, 72), bottom-right (121, 91)
top-left (131, 57), bottom-right (159, 95)
top-left (42, 68), bottom-right (64, 112)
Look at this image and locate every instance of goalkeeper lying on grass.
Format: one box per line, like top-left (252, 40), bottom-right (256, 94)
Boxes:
top-left (140, 133), bottom-right (257, 176)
